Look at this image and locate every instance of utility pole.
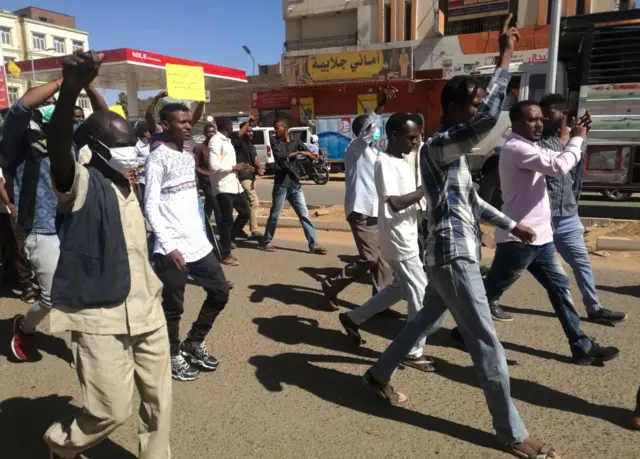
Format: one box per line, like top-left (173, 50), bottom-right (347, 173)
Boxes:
top-left (546, 0), bottom-right (562, 93)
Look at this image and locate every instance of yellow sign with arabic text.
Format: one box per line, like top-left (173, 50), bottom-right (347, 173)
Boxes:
top-left (357, 94), bottom-right (378, 115)
top-left (299, 97), bottom-right (315, 123)
top-left (284, 48), bottom-right (413, 86)
top-left (165, 64), bottom-right (206, 101)
top-left (109, 105), bottom-right (127, 119)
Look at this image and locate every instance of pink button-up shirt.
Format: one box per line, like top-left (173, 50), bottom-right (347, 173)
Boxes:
top-left (496, 133), bottom-right (584, 245)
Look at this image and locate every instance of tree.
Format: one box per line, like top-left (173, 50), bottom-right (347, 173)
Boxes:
top-left (116, 92), bottom-right (167, 119)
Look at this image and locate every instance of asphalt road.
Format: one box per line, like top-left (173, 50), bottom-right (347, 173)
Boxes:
top-left (1, 231), bottom-right (638, 458)
top-left (255, 176), bottom-right (640, 220)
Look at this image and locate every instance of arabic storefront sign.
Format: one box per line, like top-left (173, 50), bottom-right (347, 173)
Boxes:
top-left (284, 48), bottom-right (413, 86)
top-left (448, 0), bottom-right (510, 22)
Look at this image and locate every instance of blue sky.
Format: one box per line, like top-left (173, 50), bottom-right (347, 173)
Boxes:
top-left (4, 1), bottom-right (284, 104)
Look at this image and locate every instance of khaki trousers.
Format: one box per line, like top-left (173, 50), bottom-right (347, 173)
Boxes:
top-left (44, 325), bottom-right (172, 459)
top-left (241, 178), bottom-right (260, 233)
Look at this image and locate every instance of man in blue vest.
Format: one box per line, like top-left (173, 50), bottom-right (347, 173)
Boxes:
top-left (34, 50), bottom-right (172, 459)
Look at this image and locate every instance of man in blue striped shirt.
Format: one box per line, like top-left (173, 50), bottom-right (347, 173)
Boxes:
top-left (361, 16), bottom-right (561, 459)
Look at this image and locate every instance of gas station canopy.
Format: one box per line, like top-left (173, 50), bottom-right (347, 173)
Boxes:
top-left (11, 47), bottom-right (248, 116)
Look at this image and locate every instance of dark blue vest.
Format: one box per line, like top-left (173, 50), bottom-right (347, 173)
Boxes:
top-left (51, 166), bottom-right (131, 308)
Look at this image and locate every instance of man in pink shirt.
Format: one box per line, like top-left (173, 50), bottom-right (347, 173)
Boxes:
top-left (483, 100), bottom-right (620, 366)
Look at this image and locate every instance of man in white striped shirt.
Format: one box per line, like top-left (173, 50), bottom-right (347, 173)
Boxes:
top-left (145, 103), bottom-right (230, 382)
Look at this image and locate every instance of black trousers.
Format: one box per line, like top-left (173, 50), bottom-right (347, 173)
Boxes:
top-left (0, 213), bottom-right (32, 289)
top-left (199, 179), bottom-right (221, 227)
top-left (216, 192), bottom-right (250, 257)
top-left (154, 250), bottom-right (229, 356)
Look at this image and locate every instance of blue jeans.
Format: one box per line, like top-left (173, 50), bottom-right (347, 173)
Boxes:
top-left (552, 215), bottom-right (601, 315)
top-left (262, 182), bottom-right (318, 249)
top-left (370, 258), bottom-right (527, 443)
top-left (484, 242), bottom-right (591, 357)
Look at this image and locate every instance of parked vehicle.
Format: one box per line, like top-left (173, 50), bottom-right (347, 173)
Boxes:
top-left (315, 115), bottom-right (391, 172)
top-left (293, 151), bottom-right (331, 185)
top-left (473, 9), bottom-right (640, 206)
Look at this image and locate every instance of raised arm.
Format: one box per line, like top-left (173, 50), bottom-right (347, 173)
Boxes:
top-left (145, 89), bottom-right (167, 134)
top-left (428, 15), bottom-right (518, 166)
top-left (517, 137), bottom-right (584, 179)
top-left (84, 85), bottom-right (108, 112)
top-left (49, 51), bottom-right (103, 193)
top-left (191, 101), bottom-right (204, 125)
top-left (2, 79), bottom-right (62, 162)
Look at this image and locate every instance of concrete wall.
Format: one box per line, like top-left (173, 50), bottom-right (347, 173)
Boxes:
top-left (14, 7), bottom-right (76, 29)
top-left (21, 18), bottom-right (88, 59)
top-left (284, 0), bottom-right (362, 19)
top-left (285, 10), bottom-right (358, 42)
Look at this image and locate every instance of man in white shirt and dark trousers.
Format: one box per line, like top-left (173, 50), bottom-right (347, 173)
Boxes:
top-left (145, 103), bottom-right (230, 382)
top-left (338, 113), bottom-right (437, 372)
top-left (210, 117), bottom-right (252, 267)
top-left (321, 86), bottom-right (395, 309)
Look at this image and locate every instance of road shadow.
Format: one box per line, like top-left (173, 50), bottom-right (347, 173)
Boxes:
top-left (499, 304), bottom-right (557, 319)
top-left (235, 239), bottom-right (312, 255)
top-left (596, 284), bottom-right (640, 299)
top-left (0, 318), bottom-right (73, 364)
top-left (253, 315), bottom-right (379, 358)
top-left (248, 283), bottom-right (356, 311)
top-left (0, 394), bottom-right (136, 458)
top-left (248, 352), bottom-right (502, 453)
top-left (436, 360), bottom-right (631, 429)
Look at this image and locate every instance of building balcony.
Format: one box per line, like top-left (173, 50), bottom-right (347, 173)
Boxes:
top-left (284, 34), bottom-right (358, 53)
top-left (444, 16), bottom-right (509, 36)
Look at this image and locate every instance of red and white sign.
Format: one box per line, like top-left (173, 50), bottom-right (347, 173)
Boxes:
top-left (0, 67), bottom-right (9, 109)
top-left (10, 47), bottom-right (247, 84)
top-left (251, 89), bottom-right (292, 109)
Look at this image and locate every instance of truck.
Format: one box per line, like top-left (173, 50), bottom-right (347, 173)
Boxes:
top-left (315, 115), bottom-right (391, 172)
top-left (472, 9), bottom-right (640, 207)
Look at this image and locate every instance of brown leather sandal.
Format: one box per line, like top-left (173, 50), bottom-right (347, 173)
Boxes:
top-left (506, 437), bottom-right (561, 458)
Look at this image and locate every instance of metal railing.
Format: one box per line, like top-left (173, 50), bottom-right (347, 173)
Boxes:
top-left (284, 34), bottom-right (358, 52)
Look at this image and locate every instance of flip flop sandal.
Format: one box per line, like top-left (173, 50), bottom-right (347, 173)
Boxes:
top-left (506, 438), bottom-right (561, 459)
top-left (258, 244), bottom-right (276, 252)
top-left (309, 246), bottom-right (328, 255)
top-left (401, 356), bottom-right (439, 373)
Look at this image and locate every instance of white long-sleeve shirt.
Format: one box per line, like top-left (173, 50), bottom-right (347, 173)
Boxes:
top-left (344, 113), bottom-right (380, 219)
top-left (144, 143), bottom-right (212, 263)
top-left (496, 133), bottom-right (584, 246)
top-left (209, 132), bottom-right (242, 195)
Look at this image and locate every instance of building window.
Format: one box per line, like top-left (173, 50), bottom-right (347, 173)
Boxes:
top-left (53, 37), bottom-right (66, 53)
top-left (72, 40), bottom-right (84, 51)
top-left (32, 33), bottom-right (46, 50)
top-left (77, 95), bottom-right (91, 110)
top-left (8, 87), bottom-right (19, 105)
top-left (405, 0), bottom-right (412, 41)
top-left (384, 4), bottom-right (392, 42)
top-left (620, 0), bottom-right (630, 10)
top-left (576, 0), bottom-right (586, 14)
top-left (0, 27), bottom-right (11, 45)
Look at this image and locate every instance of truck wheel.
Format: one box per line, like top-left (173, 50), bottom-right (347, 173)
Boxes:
top-left (601, 189), bottom-right (633, 201)
top-left (478, 166), bottom-right (503, 210)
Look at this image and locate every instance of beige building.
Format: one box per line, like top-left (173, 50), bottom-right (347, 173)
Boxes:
top-left (0, 7), bottom-right (90, 111)
top-left (283, 0), bottom-right (635, 72)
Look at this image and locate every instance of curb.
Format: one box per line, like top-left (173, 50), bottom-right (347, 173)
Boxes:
top-left (596, 236), bottom-right (640, 252)
top-left (248, 214), bottom-right (640, 236)
top-left (257, 216), bottom-right (351, 232)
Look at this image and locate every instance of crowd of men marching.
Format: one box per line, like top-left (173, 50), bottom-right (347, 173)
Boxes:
top-left (0, 14), bottom-right (637, 459)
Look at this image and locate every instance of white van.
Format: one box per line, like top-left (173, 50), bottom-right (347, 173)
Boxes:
top-left (251, 126), bottom-right (312, 174)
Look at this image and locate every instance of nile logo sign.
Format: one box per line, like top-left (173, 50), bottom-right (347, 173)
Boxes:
top-left (130, 52), bottom-right (162, 64)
